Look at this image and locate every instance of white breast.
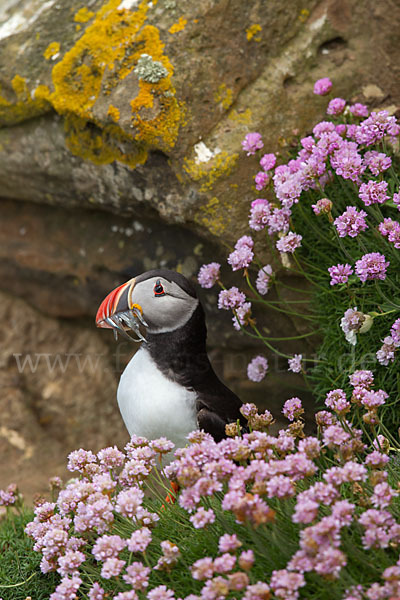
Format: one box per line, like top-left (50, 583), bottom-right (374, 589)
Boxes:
top-left (117, 347), bottom-right (198, 449)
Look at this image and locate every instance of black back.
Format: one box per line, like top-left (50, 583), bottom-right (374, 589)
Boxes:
top-left (145, 303), bottom-right (246, 441)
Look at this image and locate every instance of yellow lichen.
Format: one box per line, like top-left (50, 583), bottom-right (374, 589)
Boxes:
top-left (43, 42), bottom-right (60, 60)
top-left (0, 0), bottom-right (184, 168)
top-left (48, 0), bottom-right (184, 166)
top-left (228, 108), bottom-right (252, 125)
top-left (183, 151), bottom-right (238, 193)
top-left (298, 8), bottom-right (310, 22)
top-left (64, 114), bottom-right (148, 168)
top-left (107, 104), bottom-right (120, 122)
top-left (194, 196), bottom-right (229, 237)
top-left (0, 76), bottom-right (51, 126)
top-left (246, 24), bottom-right (262, 41)
top-left (74, 7), bottom-right (95, 22)
top-left (214, 84), bottom-right (233, 110)
top-left (169, 16), bottom-right (187, 34)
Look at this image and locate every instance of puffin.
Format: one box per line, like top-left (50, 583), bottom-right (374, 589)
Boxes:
top-left (95, 269), bottom-right (246, 449)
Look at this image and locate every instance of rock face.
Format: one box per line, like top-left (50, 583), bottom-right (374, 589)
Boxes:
top-left (0, 0), bottom-right (399, 497)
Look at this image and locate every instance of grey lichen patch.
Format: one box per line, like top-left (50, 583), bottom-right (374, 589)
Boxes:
top-left (133, 53), bottom-right (169, 83)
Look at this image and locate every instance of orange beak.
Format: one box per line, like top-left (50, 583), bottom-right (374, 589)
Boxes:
top-left (95, 278), bottom-right (136, 328)
top-left (95, 278), bottom-right (147, 342)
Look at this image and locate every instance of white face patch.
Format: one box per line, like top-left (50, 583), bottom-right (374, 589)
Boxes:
top-left (131, 276), bottom-right (199, 334)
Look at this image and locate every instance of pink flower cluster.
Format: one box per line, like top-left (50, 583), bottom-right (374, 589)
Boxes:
top-left (376, 317), bottom-right (400, 365)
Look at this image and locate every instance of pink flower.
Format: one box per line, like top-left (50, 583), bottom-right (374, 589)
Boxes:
top-left (242, 132), bottom-right (264, 155)
top-left (260, 153), bottom-right (276, 171)
top-left (255, 171), bottom-right (269, 190)
top-left (198, 263), bottom-right (221, 289)
top-left (115, 488), bottom-right (144, 518)
top-left (325, 389), bottom-right (350, 415)
top-left (92, 535), bottom-right (126, 561)
top-left (270, 569), bottom-right (306, 599)
top-left (67, 449), bottom-right (97, 473)
top-left (191, 557), bottom-right (214, 580)
top-left (371, 482), bottom-right (398, 509)
top-left (218, 287), bottom-right (246, 310)
top-left (330, 141), bottom-right (364, 181)
top-left (359, 180), bottom-right (389, 206)
top-left (355, 252), bottom-right (389, 282)
top-left (147, 585), bottom-right (175, 600)
top-left (349, 103), bottom-right (369, 118)
top-left (349, 370), bottom-right (374, 388)
top-left (243, 582), bottom-right (271, 600)
top-left (327, 97), bottom-right (346, 115)
top-left (363, 151), bottom-right (391, 175)
top-left (213, 553), bottom-right (236, 574)
top-left (328, 263), bottom-right (353, 285)
top-left (123, 562), bottom-right (150, 590)
top-left (88, 582), bottom-right (105, 600)
top-left (218, 534), bottom-right (242, 553)
top-left (189, 507), bottom-right (215, 529)
top-left (288, 354), bottom-right (302, 373)
top-left (127, 527), bottom-right (152, 553)
top-left (238, 549), bottom-right (255, 571)
top-left (247, 356), bottom-right (268, 382)
top-left (340, 307), bottom-right (371, 345)
top-left (276, 232), bottom-right (302, 253)
top-left (232, 302), bottom-right (252, 331)
top-left (256, 265), bottom-right (273, 295)
top-left (97, 446), bottom-right (125, 470)
top-left (312, 197), bottom-right (332, 215)
top-left (228, 236), bottom-right (254, 271)
top-left (100, 557), bottom-right (125, 579)
top-left (377, 336), bottom-right (397, 365)
top-left (249, 199), bottom-right (271, 230)
top-left (334, 206), bottom-right (368, 238)
top-left (282, 397), bottom-right (303, 421)
top-left (313, 77), bottom-right (332, 96)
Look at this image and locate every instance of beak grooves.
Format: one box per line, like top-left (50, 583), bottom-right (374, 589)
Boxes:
top-left (95, 278), bottom-right (147, 343)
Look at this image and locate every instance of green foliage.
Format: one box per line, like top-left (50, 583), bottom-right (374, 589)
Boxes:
top-left (0, 510), bottom-right (58, 600)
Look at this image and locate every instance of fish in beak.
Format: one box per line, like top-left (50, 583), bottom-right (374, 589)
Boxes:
top-left (95, 278), bottom-right (148, 342)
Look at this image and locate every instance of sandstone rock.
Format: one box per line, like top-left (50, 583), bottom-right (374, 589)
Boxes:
top-left (0, 0), bottom-right (398, 243)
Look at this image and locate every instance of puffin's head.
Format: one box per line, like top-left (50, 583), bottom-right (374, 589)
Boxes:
top-left (95, 269), bottom-right (199, 341)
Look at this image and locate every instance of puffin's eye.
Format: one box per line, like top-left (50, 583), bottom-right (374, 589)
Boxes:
top-left (154, 280), bottom-right (166, 297)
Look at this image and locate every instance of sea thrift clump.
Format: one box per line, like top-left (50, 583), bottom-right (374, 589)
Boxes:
top-left (355, 252), bottom-right (389, 282)
top-left (247, 356), bottom-right (269, 382)
top-left (197, 263), bottom-right (221, 289)
top-left (334, 206), bottom-right (368, 238)
top-left (242, 132), bottom-right (264, 155)
top-left (313, 77), bottom-right (332, 95)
